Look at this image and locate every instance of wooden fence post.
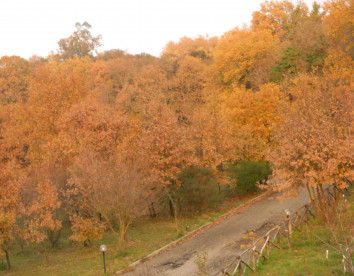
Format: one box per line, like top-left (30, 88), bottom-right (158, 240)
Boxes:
top-left (266, 238), bottom-right (270, 258)
top-left (238, 262), bottom-right (243, 276)
top-left (287, 216), bottom-right (293, 248)
top-left (253, 247), bottom-right (257, 275)
top-left (277, 230), bottom-right (281, 246)
top-left (304, 205), bottom-right (309, 223)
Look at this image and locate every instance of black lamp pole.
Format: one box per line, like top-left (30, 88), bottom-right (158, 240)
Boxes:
top-left (103, 251), bottom-right (106, 274)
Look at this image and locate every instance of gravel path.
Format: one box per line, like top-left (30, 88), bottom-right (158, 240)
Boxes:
top-left (123, 189), bottom-right (310, 276)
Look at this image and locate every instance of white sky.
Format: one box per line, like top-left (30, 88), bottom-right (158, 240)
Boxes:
top-left (0, 0), bottom-right (318, 59)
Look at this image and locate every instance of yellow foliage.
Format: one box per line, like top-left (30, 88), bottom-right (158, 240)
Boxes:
top-left (214, 28), bottom-right (279, 89)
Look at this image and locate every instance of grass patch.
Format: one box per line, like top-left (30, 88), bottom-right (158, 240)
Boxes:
top-left (2, 192), bottom-right (262, 275)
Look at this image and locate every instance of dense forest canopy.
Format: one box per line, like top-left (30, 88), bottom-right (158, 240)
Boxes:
top-left (0, 0), bottom-right (352, 266)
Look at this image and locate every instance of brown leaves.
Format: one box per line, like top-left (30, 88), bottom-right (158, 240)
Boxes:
top-left (0, 163), bottom-right (20, 255)
top-left (140, 104), bottom-right (196, 186)
top-left (268, 73), bottom-right (353, 195)
top-left (24, 180), bottom-right (62, 244)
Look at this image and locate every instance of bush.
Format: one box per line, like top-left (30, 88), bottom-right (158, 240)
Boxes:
top-left (228, 160), bottom-right (272, 195)
top-left (170, 166), bottom-right (224, 215)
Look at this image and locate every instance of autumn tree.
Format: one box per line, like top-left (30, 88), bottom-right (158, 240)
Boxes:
top-left (69, 215), bottom-right (106, 247)
top-left (57, 96), bottom-right (128, 159)
top-left (268, 73), bottom-right (353, 220)
top-left (57, 22), bottom-right (102, 60)
top-left (2, 57), bottom-right (92, 167)
top-left (68, 148), bottom-right (151, 244)
top-left (0, 163), bottom-right (21, 270)
top-left (323, 0), bottom-right (354, 58)
top-left (213, 28), bottom-right (279, 89)
top-left (140, 102), bottom-right (196, 186)
top-left (24, 178), bottom-right (62, 264)
top-left (92, 56), bottom-right (143, 104)
top-left (162, 35), bottom-right (218, 67)
top-left (58, 94), bottom-right (151, 244)
top-left (251, 0), bottom-right (295, 36)
top-left (221, 83), bottom-right (283, 160)
top-left (0, 56), bottom-right (30, 104)
top-left (191, 90), bottom-right (236, 171)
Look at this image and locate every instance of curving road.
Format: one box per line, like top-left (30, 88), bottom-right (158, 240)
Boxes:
top-left (123, 189), bottom-right (310, 276)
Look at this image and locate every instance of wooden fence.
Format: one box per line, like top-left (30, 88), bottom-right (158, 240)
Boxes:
top-left (220, 202), bottom-right (315, 276)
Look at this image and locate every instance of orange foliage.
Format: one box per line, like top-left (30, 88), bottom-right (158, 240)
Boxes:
top-left (0, 163), bottom-right (20, 260)
top-left (69, 215), bottom-right (106, 246)
top-left (140, 103), bottom-right (196, 186)
top-left (323, 0), bottom-right (354, 57)
top-left (269, 73), bottom-right (353, 196)
top-left (0, 56), bottom-right (30, 104)
top-left (252, 0), bottom-right (295, 35)
top-left (222, 83), bottom-right (283, 159)
top-left (214, 28), bottom-right (279, 89)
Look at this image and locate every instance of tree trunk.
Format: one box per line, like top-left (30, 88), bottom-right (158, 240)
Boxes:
top-left (5, 249), bottom-right (11, 270)
top-left (166, 190), bottom-right (179, 232)
top-left (42, 242), bottom-right (50, 264)
top-left (149, 202), bottom-right (157, 218)
top-left (169, 198), bottom-right (174, 217)
top-left (119, 216), bottom-right (130, 244)
top-left (84, 239), bottom-right (91, 247)
top-left (310, 186), bottom-right (325, 222)
top-left (316, 185), bottom-right (327, 223)
top-left (48, 229), bottom-right (62, 248)
top-left (307, 185), bottom-right (321, 219)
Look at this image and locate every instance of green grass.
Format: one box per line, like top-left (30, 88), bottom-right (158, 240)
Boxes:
top-left (245, 193), bottom-right (353, 276)
top-left (2, 192), bottom-right (261, 275)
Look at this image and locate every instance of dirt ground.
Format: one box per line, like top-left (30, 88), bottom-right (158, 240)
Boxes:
top-left (123, 189), bottom-right (310, 276)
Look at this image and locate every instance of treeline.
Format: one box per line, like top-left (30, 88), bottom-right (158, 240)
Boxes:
top-left (0, 0), bottom-right (352, 267)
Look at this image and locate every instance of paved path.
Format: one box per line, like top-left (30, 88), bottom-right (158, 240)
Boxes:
top-left (123, 189), bottom-right (310, 276)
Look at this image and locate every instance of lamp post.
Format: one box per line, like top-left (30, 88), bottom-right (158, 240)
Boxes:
top-left (100, 244), bottom-right (107, 274)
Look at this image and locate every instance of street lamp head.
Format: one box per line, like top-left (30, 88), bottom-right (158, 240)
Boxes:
top-left (100, 244), bottom-right (107, 253)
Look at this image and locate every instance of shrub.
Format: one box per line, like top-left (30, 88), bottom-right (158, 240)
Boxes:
top-left (69, 215), bottom-right (106, 247)
top-left (228, 160), bottom-right (272, 195)
top-left (170, 166), bottom-right (224, 215)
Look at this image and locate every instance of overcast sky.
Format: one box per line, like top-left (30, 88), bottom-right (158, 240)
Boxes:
top-left (0, 0), bottom-right (318, 59)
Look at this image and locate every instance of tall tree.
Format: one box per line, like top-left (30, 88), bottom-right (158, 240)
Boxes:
top-left (57, 22), bottom-right (102, 60)
top-left (268, 73), bottom-right (353, 219)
